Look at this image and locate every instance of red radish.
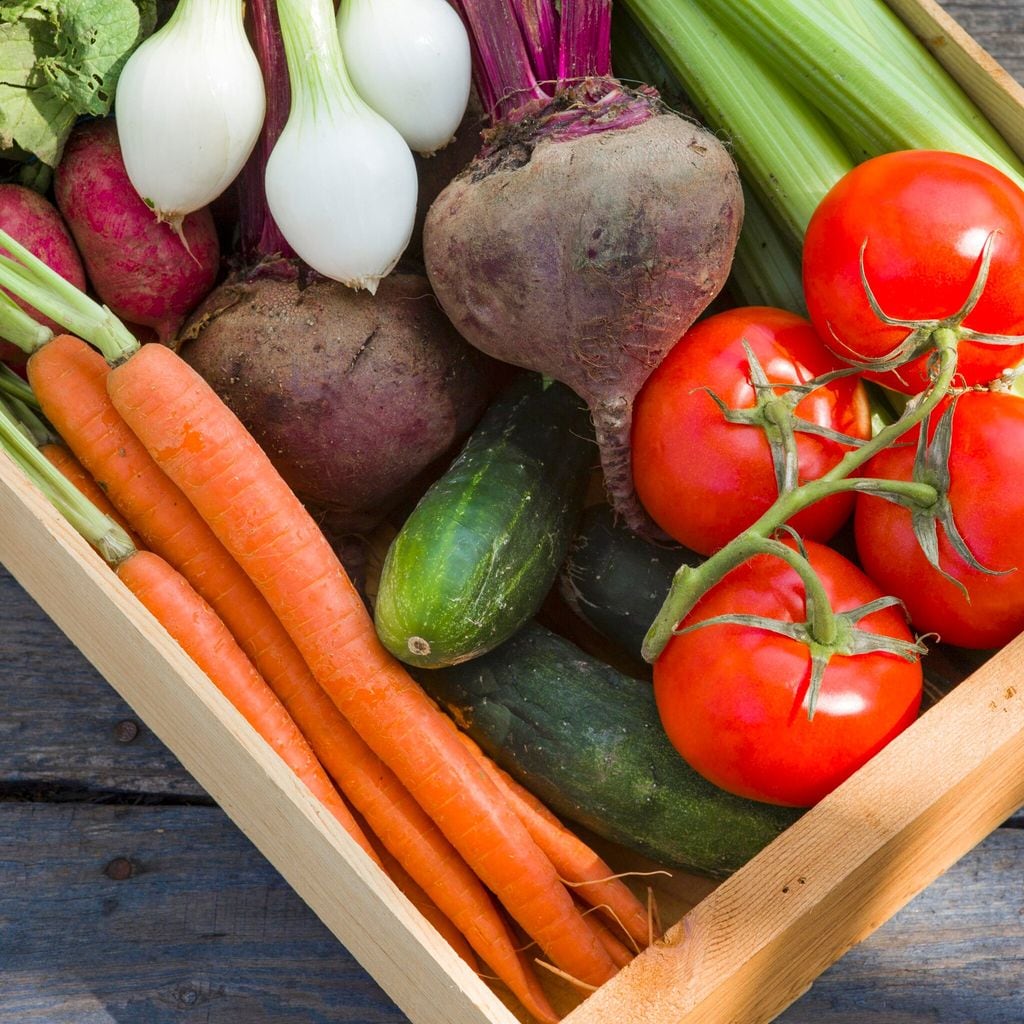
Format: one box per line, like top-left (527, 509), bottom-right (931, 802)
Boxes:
top-left (0, 184), bottom-right (86, 362)
top-left (54, 119), bottom-right (220, 345)
top-left (423, 0), bottom-right (743, 533)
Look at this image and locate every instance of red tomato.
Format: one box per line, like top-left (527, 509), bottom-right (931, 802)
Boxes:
top-left (803, 150), bottom-right (1024, 394)
top-left (854, 390), bottom-right (1024, 649)
top-left (653, 540), bottom-right (923, 807)
top-left (631, 306), bottom-right (870, 555)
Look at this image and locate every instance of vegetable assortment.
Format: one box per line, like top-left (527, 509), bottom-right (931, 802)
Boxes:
top-left (2, 0), bottom-right (1024, 1020)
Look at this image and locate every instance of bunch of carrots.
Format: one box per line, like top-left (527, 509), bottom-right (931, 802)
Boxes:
top-left (0, 230), bottom-right (655, 1022)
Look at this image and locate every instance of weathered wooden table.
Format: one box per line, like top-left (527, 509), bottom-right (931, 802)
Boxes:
top-left (3, 2), bottom-right (1024, 1021)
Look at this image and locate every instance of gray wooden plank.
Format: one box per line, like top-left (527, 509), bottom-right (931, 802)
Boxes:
top-left (1, 803), bottom-right (405, 1024)
top-left (0, 567), bottom-right (203, 798)
top-left (945, 2), bottom-right (1024, 81)
top-left (2, 803), bottom-right (1021, 1024)
top-left (778, 829), bottom-right (1024, 1022)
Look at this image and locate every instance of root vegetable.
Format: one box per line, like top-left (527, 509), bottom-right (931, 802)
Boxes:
top-left (0, 184), bottom-right (86, 361)
top-left (178, 271), bottom-right (500, 533)
top-left (423, 0), bottom-right (743, 532)
top-left (54, 119), bottom-right (220, 345)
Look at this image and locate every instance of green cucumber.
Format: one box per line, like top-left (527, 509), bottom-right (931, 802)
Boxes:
top-left (559, 503), bottom-right (702, 663)
top-left (418, 621), bottom-right (800, 877)
top-left (375, 374), bottom-right (595, 668)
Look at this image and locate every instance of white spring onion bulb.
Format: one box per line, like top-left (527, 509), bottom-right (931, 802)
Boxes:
top-left (269, 0), bottom-right (418, 293)
top-left (114, 0), bottom-right (265, 230)
top-left (338, 0), bottom-right (472, 157)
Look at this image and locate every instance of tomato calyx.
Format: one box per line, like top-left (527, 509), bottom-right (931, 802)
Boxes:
top-left (704, 341), bottom-right (869, 496)
top-left (671, 534), bottom-right (927, 719)
top-left (872, 396), bottom-right (1012, 594)
top-left (828, 231), bottom-right (1024, 377)
top-left (643, 336), bottom-right (961, 664)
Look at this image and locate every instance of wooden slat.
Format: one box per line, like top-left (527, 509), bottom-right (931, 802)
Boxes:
top-left (2, 803), bottom-right (1021, 1023)
top-left (1, 803), bottom-right (406, 1024)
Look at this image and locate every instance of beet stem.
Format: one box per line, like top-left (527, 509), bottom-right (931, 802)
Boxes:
top-left (452, 0), bottom-right (551, 121)
top-left (240, 0), bottom-right (296, 262)
top-left (558, 0), bottom-right (612, 84)
top-left (513, 0), bottom-right (559, 87)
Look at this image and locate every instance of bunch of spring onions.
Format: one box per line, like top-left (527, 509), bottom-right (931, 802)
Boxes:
top-left (114, 0), bottom-right (266, 233)
top-left (614, 0), bottom-right (1024, 314)
top-left (113, 0), bottom-right (473, 292)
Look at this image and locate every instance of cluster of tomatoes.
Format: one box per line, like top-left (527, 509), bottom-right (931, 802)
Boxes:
top-left (630, 150), bottom-right (1024, 809)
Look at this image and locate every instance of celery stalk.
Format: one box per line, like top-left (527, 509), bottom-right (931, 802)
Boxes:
top-left (696, 0), bottom-right (1024, 189)
top-left (729, 183), bottom-right (807, 315)
top-left (818, 0), bottom-right (1022, 170)
top-left (612, 6), bottom-right (809, 312)
top-left (618, 0), bottom-right (853, 250)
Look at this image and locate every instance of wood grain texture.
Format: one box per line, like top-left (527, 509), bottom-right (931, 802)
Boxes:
top-left (0, 568), bottom-right (204, 799)
top-left (1, 804), bottom-right (406, 1024)
top-left (1, 803), bottom-right (1020, 1024)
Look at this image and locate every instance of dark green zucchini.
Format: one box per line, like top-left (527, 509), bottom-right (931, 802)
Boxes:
top-left (559, 503), bottom-right (703, 663)
top-left (374, 374), bottom-right (595, 668)
top-left (418, 621), bottom-right (800, 877)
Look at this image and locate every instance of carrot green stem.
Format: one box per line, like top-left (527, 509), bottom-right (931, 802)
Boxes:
top-left (0, 396), bottom-right (135, 564)
top-left (0, 290), bottom-right (52, 354)
top-left (0, 363), bottom-right (42, 411)
top-left (5, 393), bottom-right (56, 447)
top-left (642, 330), bottom-right (960, 662)
top-left (0, 229), bottom-right (138, 365)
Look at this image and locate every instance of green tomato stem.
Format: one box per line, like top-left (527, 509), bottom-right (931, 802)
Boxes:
top-left (641, 329), bottom-right (959, 662)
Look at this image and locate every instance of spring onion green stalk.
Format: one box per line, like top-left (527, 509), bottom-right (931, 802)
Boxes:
top-left (818, 0), bottom-right (1023, 170)
top-left (269, 0), bottom-right (418, 292)
top-left (338, 0), bottom-right (472, 156)
top-left (618, 0), bottom-right (854, 250)
top-left (696, 0), bottom-right (1024, 190)
top-left (114, 0), bottom-right (266, 231)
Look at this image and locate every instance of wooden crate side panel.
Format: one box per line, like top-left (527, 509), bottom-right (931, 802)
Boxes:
top-left (566, 635), bottom-right (1024, 1024)
top-left (887, 0), bottom-right (1024, 157)
top-left (0, 452), bottom-right (516, 1024)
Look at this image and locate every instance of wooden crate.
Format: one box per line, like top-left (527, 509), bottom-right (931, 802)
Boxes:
top-left (3, 2), bottom-right (1024, 1023)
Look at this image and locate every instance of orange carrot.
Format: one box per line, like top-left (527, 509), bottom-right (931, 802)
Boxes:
top-left (579, 905), bottom-right (635, 969)
top-left (456, 732), bottom-right (654, 949)
top-left (107, 341), bottom-right (618, 990)
top-left (39, 441), bottom-right (137, 540)
top-left (369, 838), bottom-right (479, 971)
top-left (28, 335), bottom-right (559, 1019)
top-left (115, 548), bottom-right (377, 862)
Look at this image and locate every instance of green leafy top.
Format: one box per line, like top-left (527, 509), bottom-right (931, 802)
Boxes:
top-left (0, 0), bottom-right (155, 168)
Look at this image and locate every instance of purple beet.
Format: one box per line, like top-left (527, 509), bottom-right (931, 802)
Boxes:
top-left (0, 184), bottom-right (87, 362)
top-left (171, 0), bottom-right (500, 536)
top-left (424, 0), bottom-right (743, 533)
top-left (54, 119), bottom-right (220, 345)
top-left (178, 271), bottom-right (499, 533)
